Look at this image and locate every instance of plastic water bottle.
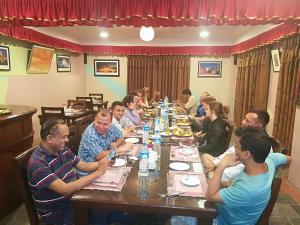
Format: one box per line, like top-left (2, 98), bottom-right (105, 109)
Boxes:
top-left (139, 144), bottom-right (149, 177)
top-left (153, 136), bottom-right (162, 159)
top-left (154, 117), bottom-right (161, 135)
top-left (139, 175), bottom-right (149, 200)
top-left (142, 121), bottom-right (150, 144)
top-left (164, 96), bottom-right (169, 106)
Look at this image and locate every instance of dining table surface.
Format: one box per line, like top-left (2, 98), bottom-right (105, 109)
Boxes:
top-left (70, 143), bottom-right (217, 225)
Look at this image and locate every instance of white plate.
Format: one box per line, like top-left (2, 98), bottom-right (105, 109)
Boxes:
top-left (169, 162), bottom-right (190, 171)
top-left (180, 175), bottom-right (200, 186)
top-left (178, 148), bottom-right (194, 156)
top-left (161, 132), bottom-right (172, 136)
top-left (112, 158), bottom-right (126, 167)
top-left (135, 130), bottom-right (143, 135)
top-left (125, 137), bottom-right (139, 144)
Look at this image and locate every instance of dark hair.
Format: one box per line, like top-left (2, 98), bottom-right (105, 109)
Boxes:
top-left (235, 127), bottom-right (272, 163)
top-left (250, 110), bottom-right (270, 127)
top-left (95, 109), bottom-right (112, 120)
top-left (182, 89), bottom-right (192, 96)
top-left (122, 95), bottom-right (135, 107)
top-left (208, 101), bottom-right (225, 118)
top-left (40, 118), bottom-right (66, 140)
top-left (111, 101), bottom-right (124, 109)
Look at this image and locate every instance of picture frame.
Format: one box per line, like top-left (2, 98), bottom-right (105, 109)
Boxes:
top-left (0, 46), bottom-right (10, 71)
top-left (198, 61), bottom-right (222, 78)
top-left (27, 45), bottom-right (54, 74)
top-left (56, 55), bottom-right (71, 72)
top-left (94, 59), bottom-right (119, 77)
top-left (271, 49), bottom-right (280, 72)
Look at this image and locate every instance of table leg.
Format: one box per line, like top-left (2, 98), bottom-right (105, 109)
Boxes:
top-left (74, 208), bottom-right (90, 225)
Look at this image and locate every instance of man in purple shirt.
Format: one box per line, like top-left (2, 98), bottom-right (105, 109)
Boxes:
top-left (27, 118), bottom-right (109, 225)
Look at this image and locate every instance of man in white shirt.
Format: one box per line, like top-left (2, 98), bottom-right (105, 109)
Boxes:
top-left (111, 101), bottom-right (135, 137)
top-left (202, 109), bottom-right (273, 183)
top-left (182, 89), bottom-right (197, 115)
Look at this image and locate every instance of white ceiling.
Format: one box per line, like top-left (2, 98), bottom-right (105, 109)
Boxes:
top-left (29, 24), bottom-right (278, 46)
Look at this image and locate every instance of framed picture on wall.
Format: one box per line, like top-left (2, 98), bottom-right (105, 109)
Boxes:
top-left (94, 59), bottom-right (119, 77)
top-left (271, 49), bottom-right (280, 72)
top-left (198, 61), bottom-right (222, 78)
top-left (0, 46), bottom-right (10, 71)
top-left (57, 55), bottom-right (71, 72)
top-left (27, 45), bottom-right (54, 73)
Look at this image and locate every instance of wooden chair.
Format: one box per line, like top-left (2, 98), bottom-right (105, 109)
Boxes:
top-left (40, 107), bottom-right (66, 125)
top-left (66, 125), bottom-right (80, 154)
top-left (223, 119), bottom-right (234, 150)
top-left (76, 96), bottom-right (93, 112)
top-left (67, 99), bottom-right (88, 110)
top-left (89, 93), bottom-right (104, 103)
top-left (14, 146), bottom-right (45, 225)
top-left (74, 114), bottom-right (94, 139)
top-left (256, 177), bottom-right (282, 225)
top-left (89, 93), bottom-right (109, 109)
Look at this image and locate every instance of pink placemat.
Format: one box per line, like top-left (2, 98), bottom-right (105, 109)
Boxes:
top-left (170, 146), bottom-right (201, 163)
top-left (130, 144), bottom-right (142, 156)
top-left (168, 171), bottom-right (207, 197)
top-left (83, 167), bottom-right (131, 192)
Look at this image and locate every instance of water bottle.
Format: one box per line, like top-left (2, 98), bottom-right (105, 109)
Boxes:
top-left (139, 175), bottom-right (149, 200)
top-left (153, 136), bottom-right (161, 159)
top-left (139, 144), bottom-right (149, 177)
top-left (142, 121), bottom-right (150, 144)
top-left (154, 116), bottom-right (161, 135)
top-left (170, 216), bottom-right (197, 225)
top-left (164, 96), bottom-right (169, 107)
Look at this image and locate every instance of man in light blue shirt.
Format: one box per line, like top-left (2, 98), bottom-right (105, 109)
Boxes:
top-left (78, 109), bottom-right (124, 176)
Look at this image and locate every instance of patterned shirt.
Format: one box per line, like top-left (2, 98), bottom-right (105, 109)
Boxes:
top-left (78, 122), bottom-right (122, 167)
top-left (112, 116), bottom-right (134, 132)
top-left (27, 144), bottom-right (80, 225)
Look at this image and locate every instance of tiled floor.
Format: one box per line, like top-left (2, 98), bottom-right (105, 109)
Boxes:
top-left (1, 175), bottom-right (300, 225)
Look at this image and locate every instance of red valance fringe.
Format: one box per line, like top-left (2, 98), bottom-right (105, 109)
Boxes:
top-left (0, 23), bottom-right (299, 55)
top-left (0, 0), bottom-right (299, 27)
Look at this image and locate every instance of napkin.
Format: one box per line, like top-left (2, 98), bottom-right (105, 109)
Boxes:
top-left (170, 146), bottom-right (201, 163)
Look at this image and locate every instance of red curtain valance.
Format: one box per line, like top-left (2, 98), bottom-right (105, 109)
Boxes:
top-left (0, 26), bottom-right (83, 53)
top-left (83, 45), bottom-right (231, 56)
top-left (232, 22), bottom-right (300, 54)
top-left (0, 0), bottom-right (299, 27)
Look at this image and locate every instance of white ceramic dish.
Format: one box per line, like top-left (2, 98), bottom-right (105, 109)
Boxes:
top-left (178, 148), bottom-right (194, 156)
top-left (161, 132), bottom-right (172, 136)
top-left (169, 162), bottom-right (190, 171)
top-left (125, 137), bottom-right (139, 144)
top-left (135, 130), bottom-right (143, 135)
top-left (180, 175), bottom-right (200, 186)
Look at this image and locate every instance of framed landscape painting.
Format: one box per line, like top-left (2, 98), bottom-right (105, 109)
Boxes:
top-left (57, 55), bottom-right (71, 72)
top-left (198, 61), bottom-right (222, 78)
top-left (0, 46), bottom-right (10, 71)
top-left (27, 45), bottom-right (54, 74)
top-left (94, 59), bottom-right (119, 77)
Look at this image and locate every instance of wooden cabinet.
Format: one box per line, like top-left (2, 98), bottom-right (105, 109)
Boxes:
top-left (0, 105), bottom-right (36, 218)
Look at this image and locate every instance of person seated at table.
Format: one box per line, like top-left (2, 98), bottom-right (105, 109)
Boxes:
top-left (195, 91), bottom-right (210, 117)
top-left (190, 95), bottom-right (216, 132)
top-left (171, 127), bottom-right (291, 225)
top-left (202, 109), bottom-right (274, 184)
top-left (27, 118), bottom-right (109, 225)
top-left (177, 89), bottom-right (197, 115)
top-left (198, 101), bottom-right (228, 157)
top-left (140, 86), bottom-right (150, 107)
top-left (128, 91), bottom-right (145, 115)
top-left (123, 95), bottom-right (142, 126)
top-left (78, 109), bottom-right (124, 176)
top-left (149, 90), bottom-right (161, 105)
top-left (111, 101), bottom-right (135, 137)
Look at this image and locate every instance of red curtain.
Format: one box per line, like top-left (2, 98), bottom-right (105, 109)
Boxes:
top-left (0, 0), bottom-right (299, 27)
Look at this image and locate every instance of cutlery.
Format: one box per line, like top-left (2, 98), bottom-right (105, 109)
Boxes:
top-left (157, 192), bottom-right (185, 198)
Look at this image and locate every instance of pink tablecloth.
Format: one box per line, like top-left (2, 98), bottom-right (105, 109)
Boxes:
top-left (83, 167), bottom-right (131, 192)
top-left (169, 146), bottom-right (201, 163)
top-left (167, 170), bottom-right (207, 197)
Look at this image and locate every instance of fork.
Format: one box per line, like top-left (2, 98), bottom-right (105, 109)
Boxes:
top-left (157, 192), bottom-right (184, 198)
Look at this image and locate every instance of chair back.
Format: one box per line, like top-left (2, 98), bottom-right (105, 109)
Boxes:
top-left (40, 107), bottom-right (66, 125)
top-left (76, 96), bottom-right (93, 112)
top-left (14, 146), bottom-right (42, 225)
top-left (74, 114), bottom-right (94, 138)
top-left (223, 119), bottom-right (234, 149)
top-left (66, 125), bottom-right (80, 154)
top-left (89, 93), bottom-right (104, 103)
top-left (67, 100), bottom-right (88, 110)
top-left (256, 177), bottom-right (282, 225)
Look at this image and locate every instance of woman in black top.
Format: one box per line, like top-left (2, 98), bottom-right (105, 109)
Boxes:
top-left (198, 101), bottom-right (227, 157)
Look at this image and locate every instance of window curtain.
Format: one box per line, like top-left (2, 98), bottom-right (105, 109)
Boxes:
top-left (234, 47), bottom-right (271, 126)
top-left (273, 35), bottom-right (300, 154)
top-left (127, 56), bottom-right (190, 101)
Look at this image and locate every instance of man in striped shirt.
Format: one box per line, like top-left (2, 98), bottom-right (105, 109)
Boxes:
top-left (27, 119), bottom-right (109, 225)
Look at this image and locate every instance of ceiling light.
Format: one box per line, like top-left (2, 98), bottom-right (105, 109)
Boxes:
top-left (200, 31), bottom-right (209, 38)
top-left (99, 32), bottom-right (108, 38)
top-left (139, 26), bottom-right (155, 42)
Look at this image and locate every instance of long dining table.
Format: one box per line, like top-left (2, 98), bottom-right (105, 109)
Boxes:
top-left (70, 143), bottom-right (217, 225)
